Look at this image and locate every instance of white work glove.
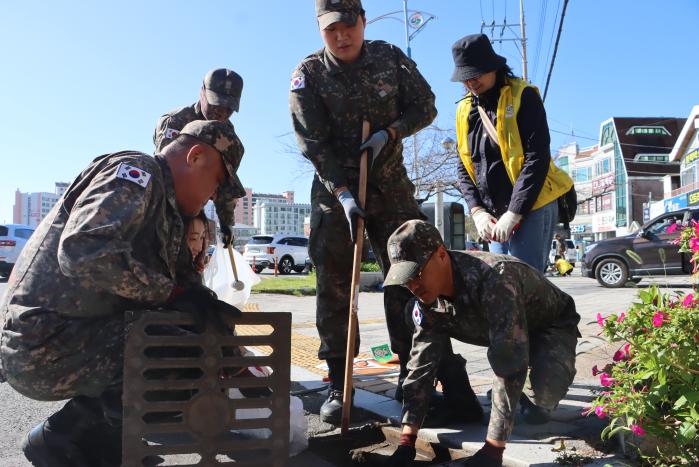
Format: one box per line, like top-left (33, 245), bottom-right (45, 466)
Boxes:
top-left (471, 208), bottom-right (497, 241)
top-left (492, 211), bottom-right (523, 243)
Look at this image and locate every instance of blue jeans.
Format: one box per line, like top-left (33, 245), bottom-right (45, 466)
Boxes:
top-left (489, 200), bottom-right (558, 272)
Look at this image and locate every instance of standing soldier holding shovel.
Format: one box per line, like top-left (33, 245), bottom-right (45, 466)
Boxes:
top-left (289, 0), bottom-right (479, 426)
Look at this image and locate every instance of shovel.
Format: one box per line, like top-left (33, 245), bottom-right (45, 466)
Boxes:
top-left (341, 120), bottom-right (371, 435)
top-left (226, 244), bottom-right (245, 291)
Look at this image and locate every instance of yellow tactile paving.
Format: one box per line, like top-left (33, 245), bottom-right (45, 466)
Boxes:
top-left (235, 303), bottom-right (373, 375)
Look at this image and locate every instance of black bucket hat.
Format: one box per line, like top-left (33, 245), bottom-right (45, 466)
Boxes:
top-left (450, 33), bottom-right (507, 82)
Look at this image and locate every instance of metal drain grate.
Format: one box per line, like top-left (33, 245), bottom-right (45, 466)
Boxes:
top-left (122, 310), bottom-right (291, 467)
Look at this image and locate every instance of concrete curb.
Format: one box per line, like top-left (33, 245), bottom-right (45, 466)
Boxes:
top-left (291, 364), bottom-right (625, 467)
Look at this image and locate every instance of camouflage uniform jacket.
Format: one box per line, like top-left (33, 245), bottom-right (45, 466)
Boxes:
top-left (402, 250), bottom-right (579, 440)
top-left (1, 152), bottom-right (187, 321)
top-left (289, 40), bottom-right (437, 196)
top-left (153, 102), bottom-right (244, 226)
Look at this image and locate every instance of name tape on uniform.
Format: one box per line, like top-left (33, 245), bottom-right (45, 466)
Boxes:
top-left (115, 163), bottom-right (151, 188)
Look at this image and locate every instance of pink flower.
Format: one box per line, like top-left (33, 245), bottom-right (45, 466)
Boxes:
top-left (690, 237), bottom-right (699, 252)
top-left (630, 424), bottom-right (645, 436)
top-left (652, 312), bottom-right (666, 328)
top-left (667, 223), bottom-right (678, 234)
top-left (613, 350), bottom-right (624, 361)
top-left (597, 313), bottom-right (605, 327)
top-left (594, 405), bottom-right (607, 419)
top-left (682, 294), bottom-right (695, 307)
top-left (592, 365), bottom-right (600, 376)
top-left (600, 372), bottom-right (615, 387)
top-left (617, 312), bottom-right (626, 323)
top-left (623, 343), bottom-right (631, 356)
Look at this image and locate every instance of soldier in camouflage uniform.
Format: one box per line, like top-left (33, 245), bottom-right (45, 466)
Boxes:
top-left (289, 0), bottom-right (437, 424)
top-left (384, 220), bottom-right (580, 467)
top-left (0, 121), bottom-right (243, 467)
top-left (154, 68), bottom-right (245, 248)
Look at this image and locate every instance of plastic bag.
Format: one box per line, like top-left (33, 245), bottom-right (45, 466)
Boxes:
top-left (203, 242), bottom-right (260, 309)
top-left (228, 367), bottom-right (309, 457)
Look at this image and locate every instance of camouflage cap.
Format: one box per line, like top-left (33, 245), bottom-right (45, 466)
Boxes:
top-left (316, 0), bottom-right (363, 29)
top-left (179, 120), bottom-right (244, 194)
top-left (203, 68), bottom-right (243, 112)
top-left (384, 220), bottom-right (444, 286)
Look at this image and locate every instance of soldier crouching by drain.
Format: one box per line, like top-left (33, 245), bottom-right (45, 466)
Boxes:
top-left (0, 120), bottom-right (244, 467)
top-left (384, 220), bottom-right (581, 467)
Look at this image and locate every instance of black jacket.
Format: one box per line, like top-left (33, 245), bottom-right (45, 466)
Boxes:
top-left (457, 81), bottom-right (551, 217)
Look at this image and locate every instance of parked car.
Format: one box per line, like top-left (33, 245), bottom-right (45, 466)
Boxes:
top-left (243, 233), bottom-right (309, 274)
top-left (0, 224), bottom-right (35, 277)
top-left (548, 238), bottom-right (577, 265)
top-left (582, 208), bottom-right (699, 288)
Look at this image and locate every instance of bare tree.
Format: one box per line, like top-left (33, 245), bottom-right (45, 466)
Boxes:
top-left (279, 124), bottom-right (468, 203)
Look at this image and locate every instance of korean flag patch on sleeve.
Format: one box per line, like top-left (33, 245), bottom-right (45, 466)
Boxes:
top-left (412, 301), bottom-right (423, 326)
top-left (115, 163), bottom-right (151, 188)
top-left (290, 74), bottom-right (305, 91)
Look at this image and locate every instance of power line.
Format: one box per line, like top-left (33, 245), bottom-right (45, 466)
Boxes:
top-left (531, 0), bottom-right (548, 82)
top-left (550, 129), bottom-right (678, 150)
top-left (543, 0), bottom-right (569, 102)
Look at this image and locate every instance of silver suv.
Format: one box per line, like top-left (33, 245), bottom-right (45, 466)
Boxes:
top-left (0, 224), bottom-right (35, 277)
top-left (243, 233), bottom-right (309, 274)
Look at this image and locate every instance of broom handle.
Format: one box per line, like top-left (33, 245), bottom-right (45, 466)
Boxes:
top-left (341, 120), bottom-right (371, 434)
top-left (226, 244), bottom-right (241, 283)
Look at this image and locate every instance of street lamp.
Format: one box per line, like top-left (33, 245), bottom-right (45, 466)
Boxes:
top-left (431, 137), bottom-right (457, 239)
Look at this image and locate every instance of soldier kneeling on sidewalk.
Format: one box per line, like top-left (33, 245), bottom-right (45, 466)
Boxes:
top-left (384, 220), bottom-right (581, 467)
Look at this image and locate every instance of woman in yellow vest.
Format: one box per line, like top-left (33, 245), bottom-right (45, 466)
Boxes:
top-left (451, 34), bottom-right (572, 273)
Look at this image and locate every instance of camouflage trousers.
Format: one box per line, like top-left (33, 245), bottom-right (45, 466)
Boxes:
top-left (309, 176), bottom-right (424, 361)
top-left (489, 301), bottom-right (579, 441)
top-left (0, 306), bottom-right (126, 401)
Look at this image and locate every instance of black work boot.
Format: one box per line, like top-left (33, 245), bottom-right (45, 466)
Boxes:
top-left (320, 358), bottom-right (353, 425)
top-left (22, 397), bottom-right (101, 467)
top-left (519, 393), bottom-right (551, 424)
top-left (394, 356), bottom-right (409, 403)
top-left (436, 354), bottom-right (484, 424)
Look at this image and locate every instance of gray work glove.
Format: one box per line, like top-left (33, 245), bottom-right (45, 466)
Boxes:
top-left (337, 190), bottom-right (366, 244)
top-left (220, 224), bottom-right (234, 248)
top-left (359, 130), bottom-right (389, 169)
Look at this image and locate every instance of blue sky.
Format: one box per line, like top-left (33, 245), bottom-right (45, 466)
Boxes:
top-left (1, 0), bottom-right (697, 224)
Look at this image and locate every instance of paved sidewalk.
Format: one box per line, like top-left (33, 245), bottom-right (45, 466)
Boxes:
top-left (252, 272), bottom-right (694, 466)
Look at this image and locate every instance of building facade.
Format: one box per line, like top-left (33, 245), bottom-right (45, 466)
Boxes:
top-left (253, 201), bottom-right (311, 235)
top-left (649, 105), bottom-right (699, 217)
top-left (13, 182), bottom-right (69, 228)
top-left (562, 117), bottom-right (683, 243)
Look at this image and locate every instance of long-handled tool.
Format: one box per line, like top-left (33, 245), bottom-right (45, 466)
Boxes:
top-left (341, 121), bottom-right (371, 435)
top-left (226, 244), bottom-right (245, 291)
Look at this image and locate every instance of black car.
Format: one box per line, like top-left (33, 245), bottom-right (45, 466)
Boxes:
top-left (582, 208), bottom-right (699, 288)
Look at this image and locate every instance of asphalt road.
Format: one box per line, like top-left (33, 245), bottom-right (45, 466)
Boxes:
top-left (0, 273), bottom-right (693, 466)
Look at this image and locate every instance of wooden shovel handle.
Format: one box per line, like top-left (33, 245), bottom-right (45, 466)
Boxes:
top-left (341, 120), bottom-right (370, 435)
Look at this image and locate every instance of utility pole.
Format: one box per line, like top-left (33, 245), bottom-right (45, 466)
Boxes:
top-left (481, 0), bottom-right (528, 81)
top-left (519, 0), bottom-right (528, 81)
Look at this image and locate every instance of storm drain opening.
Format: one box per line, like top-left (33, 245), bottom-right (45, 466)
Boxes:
top-left (123, 310), bottom-right (291, 467)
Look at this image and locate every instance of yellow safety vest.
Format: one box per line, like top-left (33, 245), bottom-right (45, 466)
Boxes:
top-left (455, 78), bottom-right (573, 211)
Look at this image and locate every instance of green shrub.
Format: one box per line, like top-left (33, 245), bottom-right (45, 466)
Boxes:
top-left (589, 284), bottom-right (699, 465)
top-left (360, 262), bottom-right (381, 272)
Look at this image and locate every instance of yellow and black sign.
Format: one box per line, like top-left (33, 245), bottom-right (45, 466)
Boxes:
top-left (683, 148), bottom-right (699, 167)
top-left (688, 189), bottom-right (699, 206)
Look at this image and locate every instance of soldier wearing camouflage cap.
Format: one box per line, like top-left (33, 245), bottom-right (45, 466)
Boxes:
top-left (384, 220), bottom-right (581, 467)
top-left (289, 0), bottom-right (438, 424)
top-left (0, 120), bottom-right (242, 466)
top-left (153, 68), bottom-right (245, 249)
